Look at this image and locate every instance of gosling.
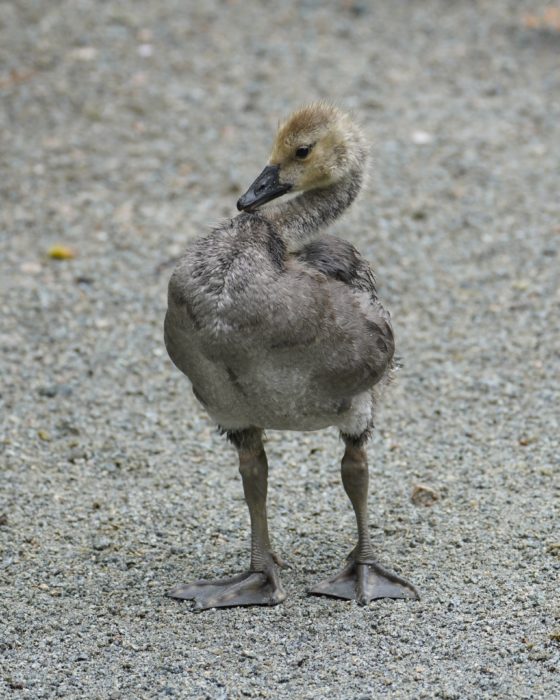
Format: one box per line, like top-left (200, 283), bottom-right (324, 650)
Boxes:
top-left (164, 103), bottom-right (419, 609)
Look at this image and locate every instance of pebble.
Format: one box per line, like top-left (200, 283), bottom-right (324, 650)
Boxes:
top-left (92, 537), bottom-right (111, 551)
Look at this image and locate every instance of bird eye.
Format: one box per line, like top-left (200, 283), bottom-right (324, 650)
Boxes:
top-left (295, 145), bottom-right (311, 159)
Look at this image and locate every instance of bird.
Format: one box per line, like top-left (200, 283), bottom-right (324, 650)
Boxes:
top-left (164, 102), bottom-right (419, 609)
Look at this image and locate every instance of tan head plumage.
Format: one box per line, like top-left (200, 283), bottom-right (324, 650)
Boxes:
top-left (237, 103), bottom-right (367, 212)
top-left (268, 102), bottom-right (365, 192)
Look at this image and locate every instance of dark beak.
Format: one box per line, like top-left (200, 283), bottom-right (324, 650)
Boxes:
top-left (237, 165), bottom-right (292, 212)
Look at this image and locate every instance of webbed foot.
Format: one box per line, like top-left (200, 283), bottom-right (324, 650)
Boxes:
top-left (309, 560), bottom-right (419, 605)
top-left (167, 564), bottom-right (286, 610)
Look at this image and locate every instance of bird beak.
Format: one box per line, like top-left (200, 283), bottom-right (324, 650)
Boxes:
top-left (237, 165), bottom-right (292, 212)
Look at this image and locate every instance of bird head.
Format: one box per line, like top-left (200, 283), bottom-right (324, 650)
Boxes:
top-left (237, 103), bottom-right (365, 213)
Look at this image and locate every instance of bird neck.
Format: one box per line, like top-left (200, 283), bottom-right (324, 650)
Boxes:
top-left (263, 164), bottom-right (364, 252)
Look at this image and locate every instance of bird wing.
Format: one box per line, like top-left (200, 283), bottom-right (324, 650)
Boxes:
top-left (275, 235), bottom-right (395, 398)
top-left (294, 235), bottom-right (379, 300)
top-left (165, 231), bottom-right (394, 410)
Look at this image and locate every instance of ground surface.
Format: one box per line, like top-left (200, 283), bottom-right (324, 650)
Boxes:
top-left (1, 1), bottom-right (559, 698)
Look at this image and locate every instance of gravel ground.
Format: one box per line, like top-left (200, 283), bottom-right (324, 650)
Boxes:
top-left (1, 1), bottom-right (559, 698)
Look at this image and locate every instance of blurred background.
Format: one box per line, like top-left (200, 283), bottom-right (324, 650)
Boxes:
top-left (1, 1), bottom-right (559, 698)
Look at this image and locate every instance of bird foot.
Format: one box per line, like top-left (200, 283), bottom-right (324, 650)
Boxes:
top-left (309, 559), bottom-right (419, 605)
top-left (167, 566), bottom-right (286, 611)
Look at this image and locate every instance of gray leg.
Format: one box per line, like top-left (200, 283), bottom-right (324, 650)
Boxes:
top-left (341, 443), bottom-right (375, 563)
top-left (168, 428), bottom-right (286, 610)
top-left (310, 437), bottom-right (419, 604)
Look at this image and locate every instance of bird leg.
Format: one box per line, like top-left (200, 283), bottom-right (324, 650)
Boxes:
top-left (168, 429), bottom-right (286, 610)
top-left (310, 438), bottom-right (419, 604)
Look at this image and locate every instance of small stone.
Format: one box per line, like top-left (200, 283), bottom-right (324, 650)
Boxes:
top-left (56, 419), bottom-right (80, 435)
top-left (7, 680), bottom-right (24, 691)
top-left (38, 386), bottom-right (58, 398)
top-left (93, 536), bottom-right (111, 551)
top-left (137, 28), bottom-right (153, 42)
top-left (94, 318), bottom-right (110, 329)
top-left (528, 650), bottom-right (550, 661)
top-left (38, 384), bottom-right (73, 399)
top-left (349, 3), bottom-right (368, 17)
top-left (20, 261), bottom-right (42, 274)
top-left (70, 47), bottom-right (98, 61)
top-left (68, 449), bottom-right (88, 463)
top-left (137, 44), bottom-right (153, 57)
top-left (411, 484), bottom-right (439, 507)
top-left (411, 130), bottom-right (433, 145)
top-left (170, 546), bottom-right (187, 555)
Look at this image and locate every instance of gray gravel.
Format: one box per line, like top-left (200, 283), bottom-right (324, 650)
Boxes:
top-left (1, 1), bottom-right (559, 698)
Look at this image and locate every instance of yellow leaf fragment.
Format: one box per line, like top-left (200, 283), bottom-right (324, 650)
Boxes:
top-left (48, 245), bottom-right (76, 260)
